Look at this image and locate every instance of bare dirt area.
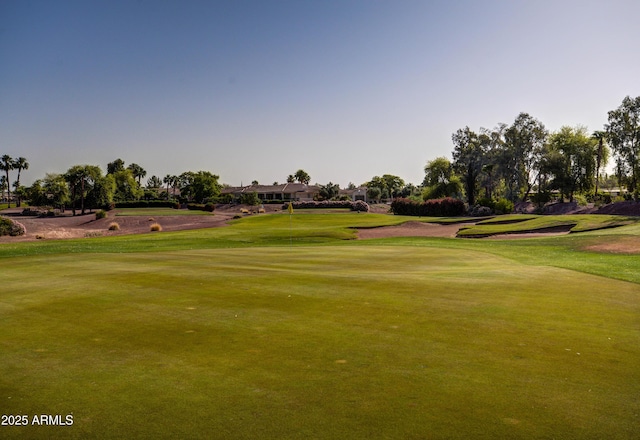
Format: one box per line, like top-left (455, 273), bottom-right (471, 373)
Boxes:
top-left (582, 236), bottom-right (640, 254)
top-left (0, 209), bottom-right (235, 242)
top-left (356, 221), bottom-right (471, 239)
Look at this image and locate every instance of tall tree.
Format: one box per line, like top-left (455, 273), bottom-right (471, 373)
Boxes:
top-left (0, 176), bottom-right (7, 205)
top-left (65, 165), bottom-right (102, 215)
top-left (286, 174), bottom-right (295, 183)
top-left (146, 175), bottom-right (162, 189)
top-left (86, 174), bottom-right (115, 210)
top-left (0, 155), bottom-right (14, 207)
top-left (452, 127), bottom-right (490, 206)
top-left (113, 169), bottom-right (143, 202)
top-left (180, 171), bottom-right (220, 203)
top-left (163, 174), bottom-right (176, 200)
top-left (127, 163), bottom-right (147, 185)
top-left (319, 182), bottom-right (340, 200)
top-left (543, 126), bottom-right (597, 201)
top-left (43, 173), bottom-right (70, 211)
top-left (422, 157), bottom-right (462, 200)
top-left (605, 95), bottom-right (640, 196)
top-left (502, 113), bottom-right (548, 202)
top-left (12, 157), bottom-right (29, 207)
top-left (107, 158), bottom-right (125, 175)
top-left (591, 131), bottom-right (609, 195)
top-left (294, 169), bottom-right (311, 184)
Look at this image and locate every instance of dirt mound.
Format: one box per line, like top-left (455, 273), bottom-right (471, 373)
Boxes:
top-left (594, 201), bottom-right (640, 216)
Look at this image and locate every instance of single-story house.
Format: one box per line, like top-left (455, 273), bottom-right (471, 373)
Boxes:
top-left (221, 183), bottom-right (320, 202)
top-left (339, 187), bottom-right (368, 203)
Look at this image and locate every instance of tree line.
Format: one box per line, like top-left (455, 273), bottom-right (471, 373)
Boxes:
top-left (3, 96), bottom-right (638, 214)
top-left (423, 96), bottom-right (640, 209)
top-left (8, 159), bottom-right (221, 215)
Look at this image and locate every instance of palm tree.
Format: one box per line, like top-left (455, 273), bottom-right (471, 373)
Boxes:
top-left (0, 155), bottom-right (14, 208)
top-left (65, 165), bottom-right (101, 215)
top-left (592, 131), bottom-right (607, 196)
top-left (294, 169), bottom-right (310, 185)
top-left (0, 176), bottom-right (7, 205)
top-left (13, 157), bottom-right (29, 207)
top-left (163, 174), bottom-right (173, 200)
top-left (127, 163), bottom-right (147, 185)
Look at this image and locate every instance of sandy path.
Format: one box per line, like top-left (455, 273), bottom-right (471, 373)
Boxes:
top-left (356, 221), bottom-right (471, 239)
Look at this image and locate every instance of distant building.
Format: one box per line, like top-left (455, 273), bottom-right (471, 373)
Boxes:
top-left (221, 183), bottom-right (320, 202)
top-left (339, 187), bottom-right (368, 203)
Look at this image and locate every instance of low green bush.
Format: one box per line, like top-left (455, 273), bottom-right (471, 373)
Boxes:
top-left (186, 203), bottom-right (215, 212)
top-left (476, 197), bottom-right (495, 209)
top-left (96, 210), bottom-right (108, 220)
top-left (494, 198), bottom-right (514, 214)
top-left (573, 194), bottom-right (588, 206)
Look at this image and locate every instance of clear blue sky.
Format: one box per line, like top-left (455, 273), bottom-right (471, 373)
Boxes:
top-left (1, 0), bottom-right (639, 187)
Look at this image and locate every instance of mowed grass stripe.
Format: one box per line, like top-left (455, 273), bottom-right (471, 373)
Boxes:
top-left (2, 246), bottom-right (639, 439)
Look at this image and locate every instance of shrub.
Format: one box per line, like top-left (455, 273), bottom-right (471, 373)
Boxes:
top-left (476, 197), bottom-right (495, 209)
top-left (282, 200), bottom-right (370, 212)
top-left (240, 192), bottom-right (261, 206)
top-left (108, 222), bottom-right (120, 231)
top-left (468, 205), bottom-right (492, 216)
top-left (573, 194), bottom-right (588, 206)
top-left (150, 223), bottom-right (162, 232)
top-left (530, 192), bottom-right (552, 206)
top-left (0, 216), bottom-right (26, 236)
top-left (21, 208), bottom-right (43, 216)
top-left (96, 210), bottom-right (107, 220)
top-left (186, 203), bottom-right (215, 212)
top-left (115, 201), bottom-right (178, 209)
top-left (390, 197), bottom-right (465, 217)
top-left (494, 198), bottom-right (514, 214)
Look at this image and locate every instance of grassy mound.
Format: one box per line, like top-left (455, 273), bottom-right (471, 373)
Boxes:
top-left (457, 214), bottom-right (635, 237)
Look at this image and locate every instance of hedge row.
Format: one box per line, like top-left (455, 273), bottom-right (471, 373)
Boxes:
top-left (186, 203), bottom-right (215, 212)
top-left (390, 197), bottom-right (465, 217)
top-left (115, 201), bottom-right (179, 209)
top-left (284, 200), bottom-right (370, 212)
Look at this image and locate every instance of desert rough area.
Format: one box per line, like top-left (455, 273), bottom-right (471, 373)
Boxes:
top-left (2, 201), bottom-right (640, 244)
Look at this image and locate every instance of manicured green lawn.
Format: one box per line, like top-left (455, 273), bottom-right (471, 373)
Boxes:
top-left (1, 212), bottom-right (639, 439)
top-left (458, 214), bottom-right (636, 237)
top-left (114, 208), bottom-right (212, 216)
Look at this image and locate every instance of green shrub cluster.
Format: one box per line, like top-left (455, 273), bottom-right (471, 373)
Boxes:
top-left (95, 210), bottom-right (108, 220)
top-left (284, 200), bottom-right (369, 212)
top-left (472, 197), bottom-right (514, 215)
top-left (493, 198), bottom-right (514, 214)
top-left (186, 203), bottom-right (215, 212)
top-left (0, 216), bottom-right (26, 236)
top-left (240, 192), bottom-right (261, 206)
top-left (115, 201), bottom-right (178, 209)
top-left (390, 197), bottom-right (465, 217)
